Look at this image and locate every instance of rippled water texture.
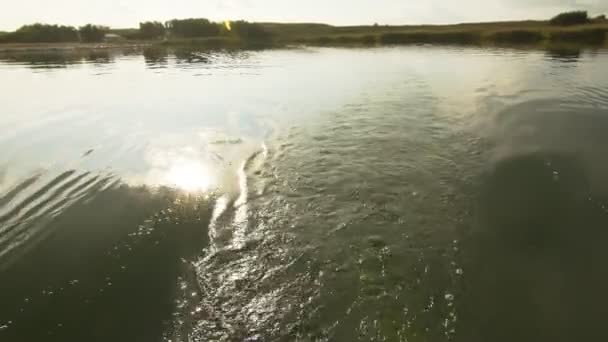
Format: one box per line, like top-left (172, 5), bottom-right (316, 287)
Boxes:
top-left (1, 46), bottom-right (608, 341)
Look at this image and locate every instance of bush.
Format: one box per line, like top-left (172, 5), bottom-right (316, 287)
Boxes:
top-left (79, 24), bottom-right (108, 43)
top-left (112, 29), bottom-right (140, 40)
top-left (231, 21), bottom-right (273, 42)
top-left (139, 21), bottom-right (165, 39)
top-left (594, 15), bottom-right (606, 21)
top-left (549, 28), bottom-right (607, 44)
top-left (361, 35), bottom-right (377, 45)
top-left (488, 30), bottom-right (544, 44)
top-left (0, 33), bottom-right (7, 44)
top-left (549, 11), bottom-right (590, 26)
top-left (380, 31), bottom-right (480, 45)
top-left (159, 37), bottom-right (240, 49)
top-left (333, 35), bottom-right (376, 45)
top-left (166, 18), bottom-right (220, 38)
top-left (314, 36), bottom-right (332, 45)
top-left (3, 24), bottom-right (79, 43)
top-left (380, 32), bottom-right (417, 44)
top-left (335, 36), bottom-right (359, 44)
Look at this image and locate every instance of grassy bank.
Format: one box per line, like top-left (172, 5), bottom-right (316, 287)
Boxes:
top-left (1, 18), bottom-right (607, 51)
top-left (281, 21), bottom-right (608, 47)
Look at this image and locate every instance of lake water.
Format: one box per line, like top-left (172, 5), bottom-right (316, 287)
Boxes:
top-left (1, 46), bottom-right (608, 341)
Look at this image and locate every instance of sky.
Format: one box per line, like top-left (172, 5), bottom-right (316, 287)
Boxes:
top-left (1, 0), bottom-right (607, 31)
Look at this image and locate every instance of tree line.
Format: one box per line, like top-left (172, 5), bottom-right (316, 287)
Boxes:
top-left (135, 19), bottom-right (272, 41)
top-left (549, 11), bottom-right (602, 26)
top-left (0, 18), bottom-right (272, 44)
top-left (0, 11), bottom-right (604, 45)
top-left (0, 24), bottom-right (109, 43)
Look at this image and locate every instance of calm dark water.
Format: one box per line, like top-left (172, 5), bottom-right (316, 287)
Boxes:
top-left (1, 46), bottom-right (608, 341)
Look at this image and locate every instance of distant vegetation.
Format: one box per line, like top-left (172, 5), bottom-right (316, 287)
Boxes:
top-left (486, 30), bottom-right (544, 44)
top-left (0, 23), bottom-right (108, 43)
top-left (379, 31), bottom-right (480, 44)
top-left (0, 11), bottom-right (606, 48)
top-left (306, 35), bottom-right (376, 46)
top-left (0, 24), bottom-right (78, 43)
top-left (165, 18), bottom-right (219, 38)
top-left (550, 11), bottom-right (590, 26)
top-left (139, 21), bottom-right (165, 40)
top-left (79, 24), bottom-right (108, 43)
top-left (296, 11), bottom-right (607, 47)
top-left (549, 27), bottom-right (607, 44)
top-left (230, 21), bottom-right (273, 42)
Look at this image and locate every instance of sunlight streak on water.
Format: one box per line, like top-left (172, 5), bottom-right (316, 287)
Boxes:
top-left (231, 159), bottom-right (249, 250)
top-left (207, 195), bottom-right (230, 250)
top-left (163, 159), bottom-right (215, 193)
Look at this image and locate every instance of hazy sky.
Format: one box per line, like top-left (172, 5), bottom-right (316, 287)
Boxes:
top-left (1, 0), bottom-right (607, 30)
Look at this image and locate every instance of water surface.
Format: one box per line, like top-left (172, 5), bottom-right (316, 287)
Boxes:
top-left (1, 46), bottom-right (608, 341)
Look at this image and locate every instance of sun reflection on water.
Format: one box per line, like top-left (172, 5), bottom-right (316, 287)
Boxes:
top-left (163, 159), bottom-right (215, 193)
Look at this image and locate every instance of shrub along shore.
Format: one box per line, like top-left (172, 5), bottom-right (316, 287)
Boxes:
top-left (0, 11), bottom-right (607, 51)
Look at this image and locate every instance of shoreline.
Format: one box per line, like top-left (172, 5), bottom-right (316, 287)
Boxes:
top-left (0, 40), bottom-right (605, 55)
top-left (1, 21), bottom-right (607, 53)
top-left (0, 41), bottom-right (153, 53)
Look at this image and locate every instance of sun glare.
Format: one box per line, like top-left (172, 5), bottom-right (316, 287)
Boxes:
top-left (164, 160), bottom-right (214, 193)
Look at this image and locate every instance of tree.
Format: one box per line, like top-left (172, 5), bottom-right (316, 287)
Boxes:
top-left (165, 18), bottom-right (220, 38)
top-left (79, 24), bottom-right (108, 43)
top-left (7, 24), bottom-right (79, 43)
top-left (139, 21), bottom-right (165, 39)
top-left (549, 11), bottom-right (590, 26)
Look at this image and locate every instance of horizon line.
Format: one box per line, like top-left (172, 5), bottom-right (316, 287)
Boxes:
top-left (0, 15), bottom-right (596, 32)
top-left (2, 9), bottom-right (607, 32)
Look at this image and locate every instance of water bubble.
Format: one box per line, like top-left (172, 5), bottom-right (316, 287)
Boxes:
top-left (455, 268), bottom-right (464, 275)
